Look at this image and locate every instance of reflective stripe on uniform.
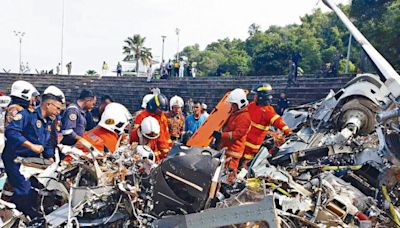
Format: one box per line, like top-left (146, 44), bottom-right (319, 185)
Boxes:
top-left (228, 132), bottom-right (233, 141)
top-left (251, 122), bottom-right (269, 131)
top-left (243, 154), bottom-right (254, 160)
top-left (245, 141), bottom-right (261, 150)
top-left (133, 124), bottom-right (140, 129)
top-left (62, 129), bottom-right (74, 135)
top-left (282, 126), bottom-right (289, 131)
top-left (226, 150), bottom-right (242, 158)
top-left (155, 95), bottom-right (160, 106)
top-left (1, 190), bottom-right (14, 197)
top-left (256, 85), bottom-right (272, 91)
top-left (270, 115), bottom-right (280, 125)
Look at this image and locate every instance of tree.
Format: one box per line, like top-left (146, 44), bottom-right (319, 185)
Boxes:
top-left (177, 1), bottom-right (399, 76)
top-left (248, 23), bottom-right (261, 36)
top-left (123, 34), bottom-right (153, 76)
top-left (221, 49), bottom-right (250, 76)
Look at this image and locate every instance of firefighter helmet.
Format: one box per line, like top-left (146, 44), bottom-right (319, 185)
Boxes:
top-left (43, 86), bottom-right (65, 104)
top-left (252, 83), bottom-right (273, 106)
top-left (226, 88), bottom-right (248, 110)
top-left (136, 145), bottom-right (156, 163)
top-left (10, 80), bottom-right (38, 102)
top-left (141, 116), bottom-right (160, 139)
top-left (141, 94), bottom-right (154, 109)
top-left (99, 103), bottom-right (132, 135)
top-left (169, 95), bottom-right (184, 110)
top-left (146, 94), bottom-right (168, 113)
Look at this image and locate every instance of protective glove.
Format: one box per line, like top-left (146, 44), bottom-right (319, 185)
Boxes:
top-left (283, 127), bottom-right (292, 135)
top-left (212, 131), bottom-right (222, 141)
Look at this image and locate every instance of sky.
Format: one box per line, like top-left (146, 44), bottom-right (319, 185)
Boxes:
top-left (0, 0), bottom-right (349, 75)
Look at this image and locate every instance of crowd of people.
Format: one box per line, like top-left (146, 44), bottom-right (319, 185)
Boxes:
top-left (0, 79), bottom-right (292, 219)
top-left (159, 58), bottom-right (197, 79)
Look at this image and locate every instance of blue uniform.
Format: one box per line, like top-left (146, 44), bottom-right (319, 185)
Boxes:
top-left (2, 107), bottom-right (54, 196)
top-left (61, 103), bottom-right (87, 145)
top-left (85, 110), bottom-right (96, 131)
top-left (184, 114), bottom-right (206, 134)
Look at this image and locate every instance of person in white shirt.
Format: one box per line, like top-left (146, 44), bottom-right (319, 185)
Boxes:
top-left (179, 59), bottom-right (185, 78)
top-left (201, 103), bottom-right (209, 118)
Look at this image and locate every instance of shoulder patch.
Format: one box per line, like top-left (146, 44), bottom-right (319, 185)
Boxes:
top-left (105, 119), bottom-right (115, 125)
top-left (69, 113), bottom-right (77, 121)
top-left (13, 113), bottom-right (23, 121)
top-left (36, 120), bottom-right (42, 128)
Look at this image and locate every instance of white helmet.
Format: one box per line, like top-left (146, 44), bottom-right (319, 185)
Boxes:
top-left (99, 103), bottom-right (132, 135)
top-left (136, 145), bottom-right (156, 163)
top-left (43, 86), bottom-right (65, 104)
top-left (170, 95), bottom-right (184, 110)
top-left (226, 88), bottom-right (248, 110)
top-left (140, 116), bottom-right (160, 139)
top-left (141, 94), bottom-right (154, 109)
top-left (0, 96), bottom-right (11, 108)
top-left (10, 80), bottom-right (38, 101)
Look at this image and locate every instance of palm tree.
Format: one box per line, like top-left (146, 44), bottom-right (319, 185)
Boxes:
top-left (123, 34), bottom-right (153, 76)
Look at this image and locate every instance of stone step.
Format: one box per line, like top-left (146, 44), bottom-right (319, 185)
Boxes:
top-left (0, 73), bottom-right (353, 112)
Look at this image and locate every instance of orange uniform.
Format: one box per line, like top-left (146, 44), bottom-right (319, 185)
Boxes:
top-left (166, 112), bottom-right (185, 140)
top-left (129, 128), bottom-right (165, 161)
top-left (219, 107), bottom-right (251, 169)
top-left (77, 126), bottom-right (120, 153)
top-left (133, 110), bottom-right (172, 155)
top-left (243, 101), bottom-right (290, 160)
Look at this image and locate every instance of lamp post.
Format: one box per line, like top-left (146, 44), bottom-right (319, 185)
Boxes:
top-left (175, 28), bottom-right (180, 61)
top-left (60, 0), bottom-right (65, 74)
top-left (345, 33), bottom-right (352, 73)
top-left (161, 35), bottom-right (166, 63)
top-left (13, 31), bottom-right (25, 73)
top-left (345, 17), bottom-right (356, 74)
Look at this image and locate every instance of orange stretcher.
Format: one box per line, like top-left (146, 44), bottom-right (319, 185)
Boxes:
top-left (186, 90), bottom-right (248, 147)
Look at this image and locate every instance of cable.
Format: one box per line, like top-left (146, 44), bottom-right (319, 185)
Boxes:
top-left (127, 194), bottom-right (143, 226)
top-left (104, 195), bottom-right (122, 224)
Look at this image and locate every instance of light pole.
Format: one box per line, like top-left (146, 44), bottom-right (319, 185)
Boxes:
top-left (13, 31), bottom-right (25, 73)
top-left (60, 0), bottom-right (65, 74)
top-left (345, 33), bottom-right (352, 73)
top-left (175, 28), bottom-right (180, 61)
top-left (345, 17), bottom-right (356, 74)
top-left (161, 35), bottom-right (166, 63)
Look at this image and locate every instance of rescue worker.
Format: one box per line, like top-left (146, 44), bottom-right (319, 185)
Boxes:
top-left (5, 80), bottom-right (39, 126)
top-left (242, 84), bottom-right (291, 165)
top-left (43, 86), bottom-right (66, 150)
top-left (132, 94), bottom-right (172, 159)
top-left (2, 86), bottom-right (65, 218)
top-left (61, 89), bottom-right (96, 145)
top-left (212, 88), bottom-right (251, 170)
top-left (0, 93), bottom-right (11, 153)
top-left (77, 103), bottom-right (132, 153)
top-left (91, 94), bottom-right (113, 123)
top-left (130, 116), bottom-right (164, 161)
top-left (277, 92), bottom-right (290, 116)
top-left (133, 93), bottom-right (154, 121)
top-left (166, 95), bottom-right (185, 141)
top-left (201, 103), bottom-right (209, 118)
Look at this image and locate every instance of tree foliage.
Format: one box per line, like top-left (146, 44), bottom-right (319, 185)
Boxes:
top-left (175, 0), bottom-right (399, 76)
top-left (123, 34), bottom-right (153, 76)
